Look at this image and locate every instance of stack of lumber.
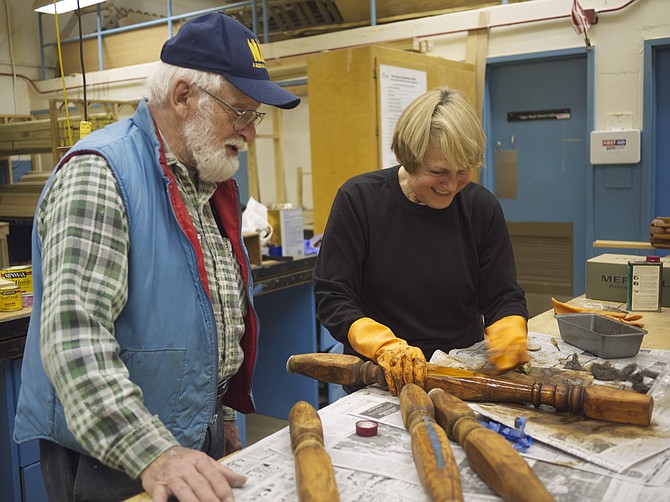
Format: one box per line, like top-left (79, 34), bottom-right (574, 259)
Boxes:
top-left (0, 99), bottom-right (138, 219)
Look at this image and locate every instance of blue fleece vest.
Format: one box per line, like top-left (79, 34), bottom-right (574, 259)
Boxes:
top-left (13, 100), bottom-right (259, 454)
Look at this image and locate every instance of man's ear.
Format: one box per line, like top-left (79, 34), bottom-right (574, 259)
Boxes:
top-left (170, 80), bottom-right (194, 119)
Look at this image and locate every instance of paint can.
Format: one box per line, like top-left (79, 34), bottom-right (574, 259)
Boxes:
top-left (0, 285), bottom-right (22, 312)
top-left (22, 292), bottom-right (34, 309)
top-left (627, 256), bottom-right (663, 312)
top-left (355, 420), bottom-right (378, 437)
top-left (0, 265), bottom-right (33, 294)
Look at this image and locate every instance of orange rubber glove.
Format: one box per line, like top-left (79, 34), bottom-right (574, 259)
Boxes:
top-left (348, 317), bottom-right (426, 396)
top-left (551, 298), bottom-right (644, 327)
top-left (485, 315), bottom-right (528, 374)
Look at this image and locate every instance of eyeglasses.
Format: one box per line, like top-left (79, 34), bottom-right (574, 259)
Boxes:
top-left (196, 85), bottom-right (266, 131)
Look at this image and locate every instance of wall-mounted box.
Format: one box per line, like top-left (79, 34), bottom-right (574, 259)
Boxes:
top-left (590, 129), bottom-right (641, 164)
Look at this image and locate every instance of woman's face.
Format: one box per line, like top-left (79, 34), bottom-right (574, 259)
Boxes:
top-left (404, 141), bottom-right (473, 209)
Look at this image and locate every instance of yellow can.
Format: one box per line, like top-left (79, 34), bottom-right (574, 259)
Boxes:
top-left (0, 285), bottom-right (22, 312)
top-left (0, 265), bottom-right (33, 294)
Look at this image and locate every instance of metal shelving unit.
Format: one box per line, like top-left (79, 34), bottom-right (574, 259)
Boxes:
top-left (36, 0), bottom-right (382, 80)
top-left (37, 0), bottom-right (262, 79)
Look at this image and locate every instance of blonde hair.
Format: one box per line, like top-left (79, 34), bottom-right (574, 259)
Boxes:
top-left (391, 87), bottom-right (485, 173)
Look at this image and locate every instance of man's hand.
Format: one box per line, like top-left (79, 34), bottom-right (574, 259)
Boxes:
top-left (140, 445), bottom-right (246, 502)
top-left (223, 420), bottom-right (242, 456)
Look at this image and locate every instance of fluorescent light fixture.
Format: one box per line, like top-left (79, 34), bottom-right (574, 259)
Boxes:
top-left (33, 0), bottom-right (107, 15)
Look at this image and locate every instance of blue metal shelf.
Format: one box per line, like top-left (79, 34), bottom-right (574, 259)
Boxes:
top-left (36, 0), bottom-right (382, 80)
top-left (37, 0), bottom-right (263, 79)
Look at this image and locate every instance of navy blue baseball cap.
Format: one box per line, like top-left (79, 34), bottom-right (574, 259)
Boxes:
top-left (161, 12), bottom-right (300, 109)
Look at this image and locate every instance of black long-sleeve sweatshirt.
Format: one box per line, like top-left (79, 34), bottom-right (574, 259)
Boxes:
top-left (314, 165), bottom-right (528, 360)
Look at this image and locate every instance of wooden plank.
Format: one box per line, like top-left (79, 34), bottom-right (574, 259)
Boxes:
top-left (465, 11), bottom-right (490, 118)
top-left (0, 118), bottom-right (52, 134)
top-left (0, 101), bottom-right (136, 163)
top-left (0, 221), bottom-right (8, 266)
top-left (322, 0), bottom-right (343, 22)
top-left (247, 141), bottom-right (260, 201)
top-left (273, 110), bottom-right (287, 203)
top-left (0, 195), bottom-right (41, 217)
top-left (333, 0), bottom-right (522, 23)
top-left (593, 240), bottom-right (656, 249)
top-left (0, 120), bottom-right (93, 158)
top-left (0, 183), bottom-right (47, 194)
top-left (508, 222), bottom-right (573, 296)
top-left (313, 0), bottom-right (334, 23)
top-left (270, 7), bottom-right (289, 31)
top-left (293, 2), bottom-right (311, 26)
top-left (268, 54), bottom-right (311, 82)
top-left (50, 100), bottom-right (66, 165)
top-left (60, 22), bottom-right (182, 75)
top-left (308, 46), bottom-right (379, 234)
top-left (0, 143), bottom-right (51, 156)
top-left (0, 115), bottom-right (32, 124)
top-left (0, 158), bottom-right (13, 185)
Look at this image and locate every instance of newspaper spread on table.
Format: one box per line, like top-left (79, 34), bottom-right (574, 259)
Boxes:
top-left (223, 351), bottom-right (670, 502)
top-left (441, 332), bottom-right (670, 473)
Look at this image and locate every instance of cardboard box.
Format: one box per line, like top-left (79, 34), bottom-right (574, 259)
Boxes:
top-left (0, 222), bottom-right (9, 269)
top-left (268, 207), bottom-right (304, 257)
top-left (242, 232), bottom-right (262, 265)
top-left (585, 253), bottom-right (670, 307)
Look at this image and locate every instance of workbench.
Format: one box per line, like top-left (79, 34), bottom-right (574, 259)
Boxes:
top-left (248, 254), bottom-right (321, 419)
top-left (128, 297), bottom-right (670, 502)
top-left (0, 307), bottom-right (41, 502)
top-left (528, 295), bottom-right (670, 350)
top-left (0, 254), bottom-right (321, 502)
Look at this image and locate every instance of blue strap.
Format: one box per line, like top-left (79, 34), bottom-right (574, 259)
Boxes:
top-left (478, 416), bottom-right (533, 452)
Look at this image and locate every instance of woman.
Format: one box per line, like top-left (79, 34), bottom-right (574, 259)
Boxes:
top-left (314, 86), bottom-right (528, 395)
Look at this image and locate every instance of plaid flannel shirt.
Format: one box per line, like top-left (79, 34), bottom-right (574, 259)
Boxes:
top-left (37, 147), bottom-right (246, 477)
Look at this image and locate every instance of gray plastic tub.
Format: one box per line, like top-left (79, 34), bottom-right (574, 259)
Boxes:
top-left (555, 313), bottom-right (647, 358)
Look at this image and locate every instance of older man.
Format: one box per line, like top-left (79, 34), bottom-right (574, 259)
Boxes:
top-left (14, 13), bottom-right (299, 502)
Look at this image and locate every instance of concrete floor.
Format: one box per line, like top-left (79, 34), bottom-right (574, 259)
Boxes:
top-left (245, 413), bottom-right (288, 446)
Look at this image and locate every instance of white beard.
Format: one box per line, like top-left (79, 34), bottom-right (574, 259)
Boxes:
top-left (182, 109), bottom-right (242, 183)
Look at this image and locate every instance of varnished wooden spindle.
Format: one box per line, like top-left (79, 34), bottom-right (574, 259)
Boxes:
top-left (400, 383), bottom-right (463, 502)
top-left (289, 401), bottom-right (339, 502)
top-left (429, 388), bottom-right (555, 502)
top-left (286, 353), bottom-right (654, 426)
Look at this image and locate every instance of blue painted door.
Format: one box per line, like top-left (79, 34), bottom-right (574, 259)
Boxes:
top-left (486, 55), bottom-right (588, 295)
top-left (654, 46), bottom-right (670, 217)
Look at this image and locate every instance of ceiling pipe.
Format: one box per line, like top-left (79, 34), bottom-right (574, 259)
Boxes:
top-left (264, 0), bottom-right (641, 63)
top-left (16, 0), bottom-right (642, 94)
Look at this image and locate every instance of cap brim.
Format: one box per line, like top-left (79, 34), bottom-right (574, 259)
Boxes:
top-left (226, 74), bottom-right (301, 110)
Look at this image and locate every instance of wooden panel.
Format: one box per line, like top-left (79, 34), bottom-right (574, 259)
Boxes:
top-left (308, 46), bottom-right (379, 235)
top-left (593, 240), bottom-right (657, 249)
top-left (266, 38), bottom-right (424, 82)
top-left (465, 11), bottom-right (490, 117)
top-left (0, 118), bottom-right (62, 157)
top-left (60, 22), bottom-right (183, 75)
top-left (0, 223), bottom-right (9, 268)
top-left (508, 222), bottom-right (573, 296)
top-left (0, 185), bottom-right (43, 218)
top-left (333, 0), bottom-right (526, 23)
top-left (309, 45), bottom-right (475, 234)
